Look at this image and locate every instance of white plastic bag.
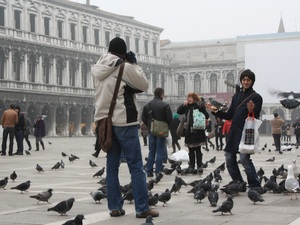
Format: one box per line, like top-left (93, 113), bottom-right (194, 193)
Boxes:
top-left (239, 114), bottom-right (262, 154)
top-left (170, 149), bottom-right (189, 162)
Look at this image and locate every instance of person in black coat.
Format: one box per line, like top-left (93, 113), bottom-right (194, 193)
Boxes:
top-left (177, 93), bottom-right (209, 169)
top-left (207, 69), bottom-right (263, 189)
top-left (14, 106), bottom-right (25, 155)
top-left (33, 116), bottom-right (46, 151)
top-left (170, 113), bottom-right (181, 153)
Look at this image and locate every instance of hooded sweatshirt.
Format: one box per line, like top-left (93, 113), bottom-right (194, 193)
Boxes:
top-left (91, 53), bottom-right (149, 126)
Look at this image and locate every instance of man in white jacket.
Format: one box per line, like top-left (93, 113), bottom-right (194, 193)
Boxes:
top-left (91, 37), bottom-right (159, 219)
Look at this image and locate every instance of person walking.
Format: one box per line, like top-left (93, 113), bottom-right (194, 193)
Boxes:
top-left (205, 118), bottom-right (215, 151)
top-left (1, 104), bottom-right (18, 156)
top-left (24, 115), bottom-right (32, 151)
top-left (91, 37), bottom-right (159, 219)
top-left (207, 69), bottom-right (263, 190)
top-left (177, 93), bottom-right (209, 169)
top-left (170, 113), bottom-right (181, 153)
top-left (142, 87), bottom-right (173, 177)
top-left (214, 117), bottom-right (224, 150)
top-left (14, 106), bottom-right (26, 155)
top-left (140, 122), bottom-right (148, 146)
top-left (270, 113), bottom-right (285, 154)
top-left (33, 116), bottom-right (46, 151)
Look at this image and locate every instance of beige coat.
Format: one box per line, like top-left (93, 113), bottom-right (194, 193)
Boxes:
top-left (270, 116), bottom-right (285, 134)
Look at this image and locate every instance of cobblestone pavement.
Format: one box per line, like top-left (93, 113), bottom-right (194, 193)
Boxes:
top-left (0, 135), bottom-right (300, 225)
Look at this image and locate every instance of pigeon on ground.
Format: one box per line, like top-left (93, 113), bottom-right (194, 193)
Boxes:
top-left (62, 214), bottom-right (85, 225)
top-left (208, 156), bottom-right (216, 164)
top-left (247, 189), bottom-right (264, 204)
top-left (11, 180), bottom-right (31, 193)
top-left (51, 162), bottom-right (61, 170)
top-left (285, 165), bottom-right (300, 200)
top-left (48, 142), bottom-right (52, 145)
top-left (163, 167), bottom-right (175, 175)
top-left (47, 198), bottom-right (75, 215)
top-left (10, 171), bottom-right (17, 182)
top-left (256, 167), bottom-right (265, 178)
top-left (97, 177), bottom-right (106, 185)
top-left (89, 159), bottom-right (98, 168)
top-left (140, 215), bottom-right (154, 225)
top-left (158, 188), bottom-right (171, 206)
top-left (70, 154), bottom-right (79, 159)
top-left (69, 154), bottom-right (79, 163)
top-left (36, 164), bottom-right (44, 172)
top-left (93, 167), bottom-right (105, 178)
top-left (90, 190), bottom-right (106, 204)
top-left (30, 188), bottom-right (53, 204)
top-left (217, 162), bottom-right (226, 172)
top-left (212, 196), bottom-right (234, 215)
top-left (194, 188), bottom-right (206, 203)
top-left (123, 189), bottom-right (134, 204)
top-left (170, 180), bottom-right (182, 194)
top-left (62, 152), bottom-right (68, 157)
top-left (208, 188), bottom-right (219, 207)
top-left (0, 177), bottom-right (9, 189)
top-left (147, 179), bottom-right (155, 192)
top-left (266, 156), bottom-right (275, 162)
top-left (25, 150), bottom-right (31, 155)
top-left (61, 160), bottom-right (65, 169)
top-left (148, 193), bottom-right (159, 208)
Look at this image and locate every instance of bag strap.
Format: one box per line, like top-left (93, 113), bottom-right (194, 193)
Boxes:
top-left (235, 92), bottom-right (256, 114)
top-left (108, 63), bottom-right (125, 117)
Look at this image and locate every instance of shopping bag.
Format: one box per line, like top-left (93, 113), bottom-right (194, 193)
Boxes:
top-left (239, 113), bottom-right (262, 154)
top-left (170, 149), bottom-right (189, 162)
top-left (192, 109), bottom-right (206, 130)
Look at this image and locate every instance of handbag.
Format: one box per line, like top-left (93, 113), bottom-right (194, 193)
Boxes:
top-left (176, 117), bottom-right (186, 137)
top-left (98, 63), bottom-right (125, 153)
top-left (192, 109), bottom-right (206, 130)
top-left (239, 113), bottom-right (262, 154)
top-left (150, 119), bottom-right (169, 137)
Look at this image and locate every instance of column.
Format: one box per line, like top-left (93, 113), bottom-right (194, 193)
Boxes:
top-left (52, 57), bottom-right (57, 85)
top-left (65, 59), bottom-right (69, 86)
top-left (7, 50), bottom-right (12, 80)
top-left (23, 53), bottom-right (28, 82)
top-left (77, 105), bottom-right (82, 136)
top-left (77, 61), bottom-right (82, 88)
top-left (51, 106), bottom-right (57, 136)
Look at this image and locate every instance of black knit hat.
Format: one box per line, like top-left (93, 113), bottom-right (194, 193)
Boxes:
top-left (240, 69), bottom-right (255, 85)
top-left (108, 37), bottom-right (127, 57)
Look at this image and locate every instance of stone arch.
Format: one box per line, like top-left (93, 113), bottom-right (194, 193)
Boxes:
top-left (42, 105), bottom-right (52, 135)
top-left (272, 108), bottom-right (285, 119)
top-left (56, 107), bottom-right (65, 135)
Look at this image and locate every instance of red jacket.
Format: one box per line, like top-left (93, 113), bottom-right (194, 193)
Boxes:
top-left (222, 120), bottom-right (232, 135)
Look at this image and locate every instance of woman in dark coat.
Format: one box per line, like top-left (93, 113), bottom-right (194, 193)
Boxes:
top-left (170, 113), bottom-right (181, 153)
top-left (177, 93), bottom-right (209, 169)
top-left (33, 116), bottom-right (46, 151)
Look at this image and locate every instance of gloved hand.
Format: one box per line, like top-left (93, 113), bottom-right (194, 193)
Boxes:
top-left (125, 51), bottom-right (137, 64)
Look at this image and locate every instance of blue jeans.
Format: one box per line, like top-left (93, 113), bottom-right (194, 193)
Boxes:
top-left (106, 125), bottom-right (149, 214)
top-left (15, 130), bottom-right (24, 154)
top-left (146, 134), bottom-right (166, 175)
top-left (225, 152), bottom-right (260, 188)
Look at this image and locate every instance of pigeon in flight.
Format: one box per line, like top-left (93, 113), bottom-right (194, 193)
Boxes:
top-left (10, 171), bottom-right (17, 182)
top-left (212, 196), bottom-right (234, 215)
top-left (11, 180), bottom-right (31, 193)
top-left (30, 188), bottom-right (53, 204)
top-left (47, 198), bottom-right (75, 215)
top-left (270, 90), bottom-right (300, 109)
top-left (62, 214), bottom-right (85, 225)
top-left (0, 177), bottom-right (9, 189)
top-left (285, 165), bottom-right (300, 200)
top-left (36, 164), bottom-right (44, 172)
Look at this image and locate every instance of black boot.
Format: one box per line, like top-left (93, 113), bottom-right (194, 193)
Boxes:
top-left (41, 141), bottom-right (45, 150)
top-left (188, 149), bottom-right (195, 169)
top-left (35, 143), bottom-right (39, 151)
top-left (196, 151), bottom-right (203, 169)
top-left (172, 143), bottom-right (176, 153)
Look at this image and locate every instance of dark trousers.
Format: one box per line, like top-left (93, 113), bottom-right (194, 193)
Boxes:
top-left (142, 136), bottom-right (148, 146)
top-left (24, 134), bottom-right (32, 149)
top-left (1, 127), bottom-right (15, 155)
top-left (188, 146), bottom-right (203, 169)
top-left (215, 134), bottom-right (224, 150)
top-left (15, 130), bottom-right (24, 154)
top-left (273, 133), bottom-right (281, 151)
top-left (172, 140), bottom-right (181, 153)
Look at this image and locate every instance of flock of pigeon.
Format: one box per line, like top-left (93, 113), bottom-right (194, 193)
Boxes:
top-left (1, 140), bottom-right (300, 225)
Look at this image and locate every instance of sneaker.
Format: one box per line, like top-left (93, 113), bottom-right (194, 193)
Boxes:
top-left (136, 209), bottom-right (159, 218)
top-left (92, 153), bottom-right (98, 158)
top-left (110, 209), bottom-right (125, 217)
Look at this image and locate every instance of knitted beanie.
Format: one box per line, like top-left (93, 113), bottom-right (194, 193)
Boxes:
top-left (108, 37), bottom-right (127, 57)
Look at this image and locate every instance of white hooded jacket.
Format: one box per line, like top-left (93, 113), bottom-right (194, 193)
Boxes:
top-left (91, 53), bottom-right (149, 126)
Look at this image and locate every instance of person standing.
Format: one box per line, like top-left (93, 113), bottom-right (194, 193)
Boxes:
top-left (142, 87), bottom-right (173, 177)
top-left (207, 69), bottom-right (263, 189)
top-left (170, 113), bottom-right (181, 153)
top-left (214, 117), bottom-right (224, 150)
top-left (91, 37), bottom-right (159, 218)
top-left (140, 122), bottom-right (148, 146)
top-left (177, 93), bottom-right (209, 169)
top-left (270, 113), bottom-right (285, 154)
top-left (286, 124), bottom-right (292, 143)
top-left (1, 104), bottom-right (18, 156)
top-left (205, 118), bottom-right (215, 151)
top-left (293, 118), bottom-right (300, 146)
top-left (33, 116), bottom-right (46, 151)
top-left (14, 106), bottom-right (26, 155)
top-left (24, 115), bottom-right (32, 151)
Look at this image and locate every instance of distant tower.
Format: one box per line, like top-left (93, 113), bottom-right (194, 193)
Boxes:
top-left (278, 17), bottom-right (285, 33)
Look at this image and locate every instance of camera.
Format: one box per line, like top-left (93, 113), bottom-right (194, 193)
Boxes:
top-left (125, 51), bottom-right (137, 64)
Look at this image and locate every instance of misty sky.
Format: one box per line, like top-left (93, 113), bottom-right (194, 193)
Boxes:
top-left (72, 0), bottom-right (300, 42)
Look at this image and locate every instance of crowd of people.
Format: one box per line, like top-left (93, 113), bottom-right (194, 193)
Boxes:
top-left (1, 104), bottom-right (46, 156)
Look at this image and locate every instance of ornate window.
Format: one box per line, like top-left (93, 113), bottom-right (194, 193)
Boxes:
top-left (178, 75), bottom-right (185, 96)
top-left (144, 40), bottom-right (148, 55)
top-left (14, 10), bottom-right (21, 29)
top-left (226, 72), bottom-right (234, 93)
top-left (82, 26), bottom-right (88, 43)
top-left (94, 29), bottom-right (99, 45)
top-left (135, 38), bottom-right (139, 53)
top-left (69, 60), bottom-right (76, 87)
top-left (57, 20), bottom-right (63, 38)
top-left (29, 13), bottom-right (36, 32)
top-left (194, 74), bottom-right (201, 94)
top-left (210, 73), bottom-right (217, 93)
top-left (105, 31), bottom-right (110, 47)
top-left (125, 36), bottom-right (130, 50)
top-left (0, 7), bottom-right (4, 26)
top-left (161, 72), bottom-right (165, 90)
top-left (44, 17), bottom-right (50, 35)
top-left (56, 58), bottom-right (64, 85)
top-left (13, 52), bottom-right (21, 81)
top-left (81, 62), bottom-right (88, 88)
top-left (28, 54), bottom-right (36, 82)
top-left (153, 42), bottom-right (157, 57)
top-left (70, 23), bottom-right (76, 41)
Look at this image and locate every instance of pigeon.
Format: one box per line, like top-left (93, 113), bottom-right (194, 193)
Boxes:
top-left (148, 193), bottom-right (159, 208)
top-left (11, 180), bottom-right (31, 193)
top-left (62, 152), bottom-right (68, 157)
top-left (217, 162), bottom-right (226, 172)
top-left (10, 171), bottom-right (17, 182)
top-left (36, 164), bottom-right (44, 172)
top-left (89, 159), bottom-right (98, 168)
top-left (62, 214), bottom-right (85, 225)
top-left (90, 190), bottom-right (106, 203)
top-left (256, 167), bottom-right (265, 178)
top-left (212, 196), bottom-right (234, 215)
top-left (140, 215), bottom-right (154, 225)
top-left (93, 167), bottom-right (105, 178)
top-left (208, 156), bottom-right (216, 164)
top-left (285, 165), bottom-right (300, 200)
top-left (158, 188), bottom-right (171, 206)
top-left (208, 188), bottom-right (219, 207)
top-left (270, 90), bottom-right (300, 109)
top-left (170, 180), bottom-right (182, 194)
top-left (47, 198), bottom-right (75, 215)
top-left (147, 179), bottom-right (155, 192)
top-left (163, 167), bottom-right (175, 175)
top-left (247, 189), bottom-right (264, 204)
top-left (123, 189), bottom-right (134, 203)
top-left (0, 177), bottom-right (9, 189)
top-left (97, 177), bottom-right (106, 185)
top-left (30, 188), bottom-right (53, 204)
top-left (51, 162), bottom-right (61, 170)
top-left (48, 141), bottom-right (52, 145)
top-left (61, 160), bottom-right (65, 169)
top-left (69, 154), bottom-right (79, 163)
top-left (292, 159), bottom-right (299, 179)
top-left (266, 156), bottom-right (275, 162)
top-left (194, 188), bottom-right (206, 203)
top-left (25, 150), bottom-right (31, 155)
top-left (70, 154), bottom-right (79, 160)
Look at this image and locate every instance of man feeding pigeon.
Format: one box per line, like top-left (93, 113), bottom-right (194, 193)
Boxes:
top-left (207, 69), bottom-right (263, 190)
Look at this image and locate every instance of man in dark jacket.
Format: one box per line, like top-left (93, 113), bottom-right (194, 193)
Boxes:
top-left (14, 106), bottom-right (25, 155)
top-left (142, 87), bottom-right (173, 177)
top-left (207, 69), bottom-right (263, 189)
